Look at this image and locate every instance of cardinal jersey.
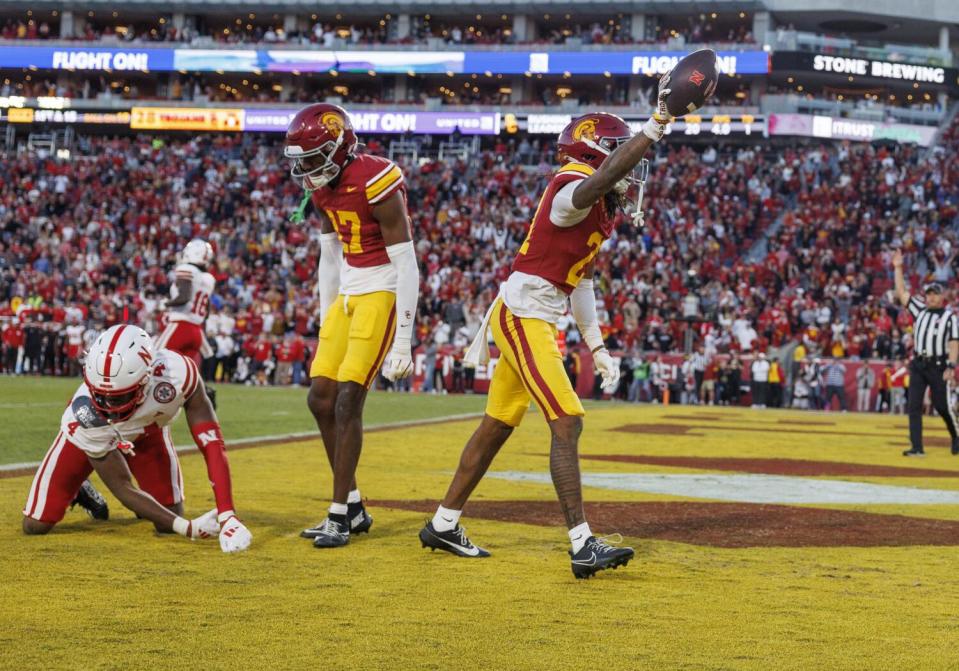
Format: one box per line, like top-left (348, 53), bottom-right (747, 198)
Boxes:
top-left (167, 263), bottom-right (216, 325)
top-left (311, 154), bottom-right (407, 296)
top-left (506, 161), bottom-right (612, 323)
top-left (60, 349), bottom-right (201, 459)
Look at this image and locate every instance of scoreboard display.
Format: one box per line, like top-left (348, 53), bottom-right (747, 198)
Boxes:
top-left (523, 113), bottom-right (765, 137)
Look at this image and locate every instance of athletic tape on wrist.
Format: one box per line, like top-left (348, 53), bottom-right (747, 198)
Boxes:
top-left (172, 516), bottom-right (190, 537)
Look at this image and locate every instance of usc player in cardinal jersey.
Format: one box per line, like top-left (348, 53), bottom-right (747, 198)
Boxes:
top-left (284, 103), bottom-right (419, 549)
top-left (419, 88), bottom-right (673, 578)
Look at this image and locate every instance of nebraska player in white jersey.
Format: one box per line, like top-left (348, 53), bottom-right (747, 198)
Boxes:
top-left (154, 239), bottom-right (216, 366)
top-left (22, 325), bottom-right (251, 552)
top-left (64, 320), bottom-right (85, 376)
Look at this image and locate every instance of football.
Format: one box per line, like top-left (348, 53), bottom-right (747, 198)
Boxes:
top-left (663, 48), bottom-right (719, 117)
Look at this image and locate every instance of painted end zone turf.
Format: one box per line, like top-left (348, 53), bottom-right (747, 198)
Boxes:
top-left (2, 402), bottom-right (959, 669)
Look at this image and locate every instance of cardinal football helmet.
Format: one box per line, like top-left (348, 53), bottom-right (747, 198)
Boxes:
top-left (284, 103), bottom-right (358, 191)
top-left (557, 113), bottom-right (633, 171)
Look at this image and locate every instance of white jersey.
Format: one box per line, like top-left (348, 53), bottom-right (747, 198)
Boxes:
top-left (167, 263), bottom-right (215, 325)
top-left (60, 349), bottom-right (201, 459)
top-left (65, 324), bottom-right (85, 347)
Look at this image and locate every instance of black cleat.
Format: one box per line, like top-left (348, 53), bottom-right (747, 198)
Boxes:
top-left (903, 448), bottom-right (926, 457)
top-left (301, 503), bottom-right (372, 539)
top-left (419, 522), bottom-right (490, 558)
top-left (348, 502), bottom-right (373, 535)
top-left (71, 480), bottom-right (109, 520)
top-left (569, 536), bottom-right (634, 579)
top-left (311, 517), bottom-right (350, 548)
top-left (952, 439), bottom-right (959, 456)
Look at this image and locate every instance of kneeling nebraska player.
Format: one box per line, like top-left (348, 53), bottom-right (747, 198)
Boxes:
top-left (22, 325), bottom-right (251, 552)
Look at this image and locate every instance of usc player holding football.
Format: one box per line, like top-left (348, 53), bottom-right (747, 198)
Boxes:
top-left (419, 88), bottom-right (673, 578)
top-left (284, 104), bottom-right (419, 548)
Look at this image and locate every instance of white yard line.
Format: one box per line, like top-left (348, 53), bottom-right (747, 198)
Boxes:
top-left (0, 412), bottom-right (483, 474)
top-left (489, 471), bottom-right (959, 505)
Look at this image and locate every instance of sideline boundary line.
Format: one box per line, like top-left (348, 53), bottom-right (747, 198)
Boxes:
top-left (0, 412), bottom-right (484, 479)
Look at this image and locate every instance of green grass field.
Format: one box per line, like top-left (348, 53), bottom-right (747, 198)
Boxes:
top-left (4, 379), bottom-right (959, 670)
top-left (0, 377), bottom-right (486, 463)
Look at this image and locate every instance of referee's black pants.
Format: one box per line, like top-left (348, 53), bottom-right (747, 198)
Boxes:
top-left (908, 359), bottom-right (958, 451)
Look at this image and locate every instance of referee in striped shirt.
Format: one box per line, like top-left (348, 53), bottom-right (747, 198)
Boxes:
top-left (893, 250), bottom-right (959, 456)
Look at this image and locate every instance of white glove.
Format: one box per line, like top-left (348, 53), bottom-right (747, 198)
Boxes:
top-left (194, 509), bottom-right (220, 539)
top-left (218, 515), bottom-right (252, 553)
top-left (382, 338), bottom-right (413, 382)
top-left (186, 509), bottom-right (220, 540)
top-left (593, 349), bottom-right (620, 393)
top-left (641, 80), bottom-right (672, 142)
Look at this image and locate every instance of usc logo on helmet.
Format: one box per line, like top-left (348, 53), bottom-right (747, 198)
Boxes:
top-left (572, 118), bottom-right (597, 142)
top-left (320, 112), bottom-right (345, 136)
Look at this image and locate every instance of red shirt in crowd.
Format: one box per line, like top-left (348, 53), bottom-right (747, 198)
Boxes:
top-left (3, 324), bottom-right (24, 348)
top-left (253, 340), bottom-right (273, 363)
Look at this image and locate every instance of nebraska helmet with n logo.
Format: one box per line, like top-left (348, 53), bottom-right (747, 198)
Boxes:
top-left (181, 239), bottom-right (214, 269)
top-left (284, 103), bottom-right (358, 191)
top-left (557, 113), bottom-right (633, 170)
top-left (83, 324), bottom-right (154, 421)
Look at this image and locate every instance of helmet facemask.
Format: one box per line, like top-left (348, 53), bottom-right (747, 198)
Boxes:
top-left (286, 131), bottom-right (345, 191)
top-left (83, 373), bottom-right (148, 422)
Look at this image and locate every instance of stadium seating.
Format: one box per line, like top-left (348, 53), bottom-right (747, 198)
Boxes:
top-left (2, 115), bottom-right (958, 389)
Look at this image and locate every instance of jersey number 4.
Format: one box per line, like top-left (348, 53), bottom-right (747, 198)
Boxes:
top-left (325, 209), bottom-right (363, 255)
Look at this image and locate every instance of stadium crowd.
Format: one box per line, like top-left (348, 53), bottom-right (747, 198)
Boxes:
top-left (1, 119), bottom-right (957, 408)
top-left (1, 14), bottom-right (753, 47)
top-left (0, 74), bottom-right (754, 111)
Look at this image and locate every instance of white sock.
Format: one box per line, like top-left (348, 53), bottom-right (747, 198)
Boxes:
top-left (431, 505), bottom-right (462, 532)
top-left (329, 502), bottom-right (348, 517)
top-left (569, 522), bottom-right (592, 554)
top-left (347, 489), bottom-right (362, 504)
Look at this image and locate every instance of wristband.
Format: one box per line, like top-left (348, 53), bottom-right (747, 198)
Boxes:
top-left (172, 516), bottom-right (190, 537)
top-left (591, 345), bottom-right (607, 355)
top-left (641, 116), bottom-right (667, 142)
top-left (191, 421), bottom-right (224, 448)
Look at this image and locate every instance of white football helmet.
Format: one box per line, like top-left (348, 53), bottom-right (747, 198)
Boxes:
top-left (83, 325), bottom-right (154, 421)
top-left (182, 239), bottom-right (215, 269)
